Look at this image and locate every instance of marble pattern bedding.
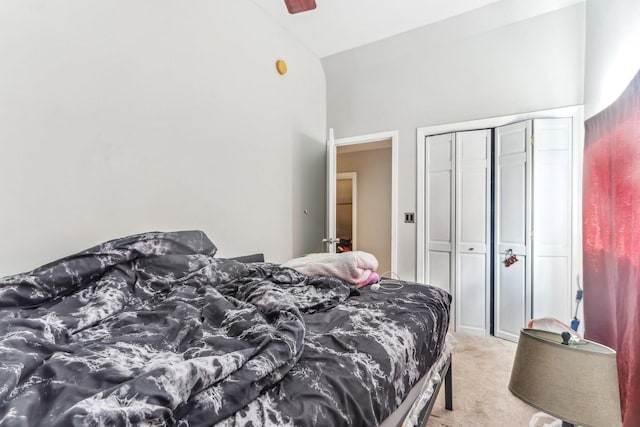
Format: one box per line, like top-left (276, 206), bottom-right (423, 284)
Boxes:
top-left (0, 231), bottom-right (450, 426)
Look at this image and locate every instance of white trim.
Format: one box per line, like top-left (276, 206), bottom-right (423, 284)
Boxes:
top-left (415, 136), bottom-right (426, 283)
top-left (416, 105), bottom-right (583, 137)
top-left (525, 120), bottom-right (533, 328)
top-left (336, 172), bottom-right (358, 250)
top-left (416, 127), bottom-right (429, 283)
top-left (326, 129), bottom-right (337, 253)
top-left (335, 130), bottom-right (399, 275)
top-left (417, 105), bottom-right (583, 283)
top-left (450, 134), bottom-right (458, 331)
top-left (334, 130), bottom-right (395, 146)
top-left (571, 110), bottom-right (585, 335)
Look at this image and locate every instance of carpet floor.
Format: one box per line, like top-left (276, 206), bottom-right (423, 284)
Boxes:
top-left (426, 332), bottom-right (538, 427)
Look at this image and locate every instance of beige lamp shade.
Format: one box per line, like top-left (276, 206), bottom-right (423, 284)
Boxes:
top-left (509, 329), bottom-right (622, 427)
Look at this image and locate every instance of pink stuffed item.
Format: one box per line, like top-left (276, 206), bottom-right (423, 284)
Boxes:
top-left (357, 272), bottom-right (380, 289)
top-left (527, 317), bottom-right (582, 338)
top-left (282, 251), bottom-right (379, 285)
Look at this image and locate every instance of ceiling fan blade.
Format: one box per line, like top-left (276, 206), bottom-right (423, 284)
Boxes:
top-left (284, 0), bottom-right (317, 14)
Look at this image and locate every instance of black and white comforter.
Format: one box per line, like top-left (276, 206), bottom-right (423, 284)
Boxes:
top-left (0, 231), bottom-right (450, 426)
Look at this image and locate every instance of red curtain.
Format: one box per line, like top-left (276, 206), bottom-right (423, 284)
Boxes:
top-left (583, 69), bottom-right (640, 427)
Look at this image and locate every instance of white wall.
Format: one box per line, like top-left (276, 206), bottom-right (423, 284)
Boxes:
top-left (338, 148), bottom-right (392, 274)
top-left (584, 0), bottom-right (640, 118)
top-left (0, 0), bottom-right (326, 277)
top-left (323, 1), bottom-right (585, 280)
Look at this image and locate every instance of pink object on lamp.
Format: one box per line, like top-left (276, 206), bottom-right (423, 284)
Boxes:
top-left (527, 317), bottom-right (582, 338)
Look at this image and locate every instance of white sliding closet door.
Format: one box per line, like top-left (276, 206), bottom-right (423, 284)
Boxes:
top-left (532, 118), bottom-right (572, 321)
top-left (421, 113), bottom-right (576, 341)
top-left (425, 133), bottom-right (455, 325)
top-left (495, 121), bottom-right (532, 342)
top-left (455, 130), bottom-right (491, 335)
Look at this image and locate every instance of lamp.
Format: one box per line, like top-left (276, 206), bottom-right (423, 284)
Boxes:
top-left (509, 329), bottom-right (622, 427)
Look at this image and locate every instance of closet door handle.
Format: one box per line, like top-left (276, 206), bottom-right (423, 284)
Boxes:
top-left (469, 247), bottom-right (474, 251)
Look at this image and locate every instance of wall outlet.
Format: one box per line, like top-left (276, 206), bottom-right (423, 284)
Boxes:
top-left (404, 212), bottom-right (415, 223)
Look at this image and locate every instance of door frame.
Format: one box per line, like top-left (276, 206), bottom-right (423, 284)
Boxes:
top-left (329, 129), bottom-right (399, 274)
top-left (416, 105), bottom-right (584, 334)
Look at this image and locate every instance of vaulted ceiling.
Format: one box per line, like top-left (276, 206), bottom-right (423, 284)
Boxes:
top-left (251, 0), bottom-right (584, 58)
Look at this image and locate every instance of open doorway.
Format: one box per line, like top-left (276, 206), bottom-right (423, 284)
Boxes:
top-left (337, 139), bottom-right (392, 274)
top-left (326, 129), bottom-right (398, 274)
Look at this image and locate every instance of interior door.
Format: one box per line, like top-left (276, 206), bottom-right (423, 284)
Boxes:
top-left (532, 118), bottom-right (572, 321)
top-left (324, 128), bottom-right (337, 253)
top-left (495, 121), bottom-right (532, 342)
top-left (425, 133), bottom-right (456, 325)
top-left (455, 129), bottom-right (491, 335)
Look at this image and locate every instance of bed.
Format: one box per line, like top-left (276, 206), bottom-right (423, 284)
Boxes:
top-left (0, 231), bottom-right (451, 426)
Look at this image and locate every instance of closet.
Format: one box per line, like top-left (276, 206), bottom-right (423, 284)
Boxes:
top-left (424, 118), bottom-right (573, 341)
top-left (425, 129), bottom-right (491, 336)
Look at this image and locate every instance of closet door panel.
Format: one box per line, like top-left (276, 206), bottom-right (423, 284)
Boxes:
top-left (499, 128), bottom-right (527, 155)
top-left (459, 253), bottom-right (486, 329)
top-left (532, 118), bottom-right (572, 321)
top-left (535, 157), bottom-right (570, 248)
top-left (533, 257), bottom-right (569, 319)
top-left (456, 129), bottom-right (490, 335)
top-left (497, 256), bottom-right (527, 338)
top-left (495, 121), bottom-right (532, 342)
top-left (429, 171), bottom-right (452, 246)
top-left (460, 167), bottom-right (487, 246)
top-left (498, 160), bottom-right (527, 253)
top-left (426, 133), bottom-right (455, 306)
top-left (429, 252), bottom-right (452, 294)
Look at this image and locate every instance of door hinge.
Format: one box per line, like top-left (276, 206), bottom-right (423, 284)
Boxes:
top-left (530, 135), bottom-right (534, 146)
top-left (530, 230), bottom-right (534, 241)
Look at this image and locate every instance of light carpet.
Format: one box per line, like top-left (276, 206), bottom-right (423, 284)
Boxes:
top-left (426, 332), bottom-right (538, 427)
